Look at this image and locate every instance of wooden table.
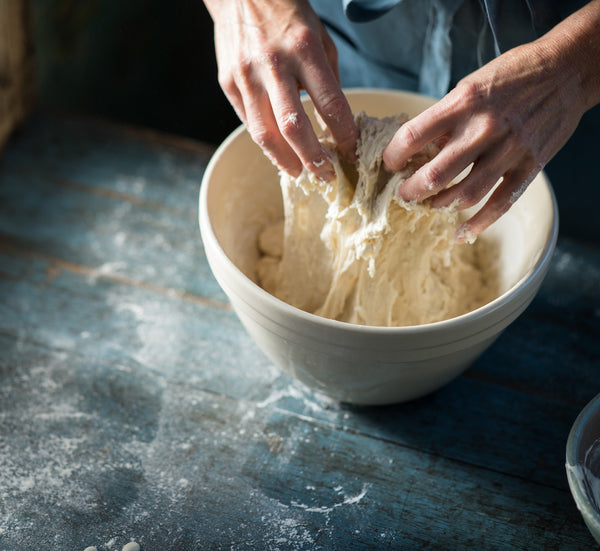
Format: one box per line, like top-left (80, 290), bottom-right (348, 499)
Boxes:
top-left (1, 113), bottom-right (599, 550)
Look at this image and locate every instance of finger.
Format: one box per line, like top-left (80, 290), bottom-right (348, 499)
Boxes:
top-left (383, 106), bottom-right (453, 172)
top-left (298, 50), bottom-right (358, 161)
top-left (243, 89), bottom-right (304, 177)
top-left (429, 139), bottom-right (516, 209)
top-left (321, 28), bottom-right (341, 83)
top-left (220, 79), bottom-right (248, 125)
top-left (267, 78), bottom-right (336, 181)
top-left (397, 141), bottom-right (480, 202)
top-left (455, 162), bottom-right (541, 242)
top-left (309, 87), bottom-right (358, 162)
top-left (429, 163), bottom-right (501, 210)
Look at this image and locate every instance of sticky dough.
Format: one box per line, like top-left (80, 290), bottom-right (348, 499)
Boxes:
top-left (256, 112), bottom-right (498, 327)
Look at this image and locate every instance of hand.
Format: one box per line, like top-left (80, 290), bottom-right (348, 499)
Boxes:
top-left (383, 0), bottom-right (600, 242)
top-left (204, 0), bottom-right (358, 180)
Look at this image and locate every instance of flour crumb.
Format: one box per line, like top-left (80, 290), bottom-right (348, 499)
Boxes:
top-left (122, 542), bottom-right (141, 551)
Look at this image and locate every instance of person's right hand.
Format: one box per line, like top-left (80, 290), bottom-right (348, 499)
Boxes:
top-left (204, 0), bottom-right (358, 181)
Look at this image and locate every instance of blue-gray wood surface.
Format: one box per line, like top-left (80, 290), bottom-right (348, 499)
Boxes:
top-left (0, 113), bottom-right (599, 551)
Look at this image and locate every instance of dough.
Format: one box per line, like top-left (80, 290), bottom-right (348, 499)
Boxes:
top-left (256, 112), bottom-right (499, 327)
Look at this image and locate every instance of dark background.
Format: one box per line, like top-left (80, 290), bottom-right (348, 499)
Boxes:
top-left (30, 0), bottom-right (240, 146)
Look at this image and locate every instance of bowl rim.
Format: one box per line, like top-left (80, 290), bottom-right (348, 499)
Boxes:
top-left (566, 392), bottom-right (600, 537)
top-left (199, 88), bottom-right (559, 335)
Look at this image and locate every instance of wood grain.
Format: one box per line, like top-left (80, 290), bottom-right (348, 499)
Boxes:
top-left (0, 112), bottom-right (598, 550)
top-left (0, 0), bottom-right (34, 151)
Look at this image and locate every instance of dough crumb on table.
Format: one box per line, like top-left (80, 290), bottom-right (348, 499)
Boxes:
top-left (82, 541), bottom-right (140, 551)
top-left (256, 112), bottom-right (499, 327)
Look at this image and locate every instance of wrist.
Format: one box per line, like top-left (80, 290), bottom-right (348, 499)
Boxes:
top-left (536, 1), bottom-right (600, 113)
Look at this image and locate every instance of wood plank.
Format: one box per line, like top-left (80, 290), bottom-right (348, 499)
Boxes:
top-left (468, 240), bottom-right (600, 401)
top-left (1, 152), bottom-right (598, 412)
top-left (0, 0), bottom-right (34, 151)
top-left (0, 249), bottom-right (280, 400)
top-left (0, 248), bottom-right (590, 493)
top-left (0, 145), bottom-right (226, 303)
top-left (0, 334), bottom-right (594, 550)
top-left (2, 112), bottom-right (214, 212)
top-left (1, 114), bottom-right (599, 551)
top-left (1, 115), bottom-right (598, 405)
top-left (1, 114), bottom-right (599, 549)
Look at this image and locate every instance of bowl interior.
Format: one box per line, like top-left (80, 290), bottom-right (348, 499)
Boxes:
top-left (205, 89), bottom-right (556, 311)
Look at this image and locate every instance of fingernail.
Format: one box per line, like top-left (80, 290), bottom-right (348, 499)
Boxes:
top-left (396, 188), bottom-right (411, 201)
top-left (396, 179), bottom-right (415, 202)
top-left (454, 224), bottom-right (477, 244)
top-left (318, 168), bottom-right (336, 182)
top-left (312, 162), bottom-right (335, 182)
top-left (310, 150), bottom-right (336, 181)
top-left (382, 149), bottom-right (407, 173)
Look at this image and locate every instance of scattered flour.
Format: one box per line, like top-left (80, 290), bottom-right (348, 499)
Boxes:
top-left (291, 483), bottom-right (371, 514)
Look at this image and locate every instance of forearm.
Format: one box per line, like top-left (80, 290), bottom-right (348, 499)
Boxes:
top-left (534, 0), bottom-right (600, 113)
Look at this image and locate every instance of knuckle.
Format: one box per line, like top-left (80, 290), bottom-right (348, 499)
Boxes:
top-left (232, 58), bottom-right (255, 88)
top-left (488, 194), bottom-right (512, 219)
top-left (238, 56), bottom-right (253, 76)
top-left (278, 111), bottom-right (304, 138)
top-left (457, 185), bottom-right (484, 208)
top-left (318, 94), bottom-right (349, 122)
top-left (423, 164), bottom-right (445, 190)
top-left (497, 200), bottom-right (513, 217)
top-left (458, 79), bottom-right (488, 105)
top-left (256, 51), bottom-right (281, 73)
top-left (479, 112), bottom-right (502, 135)
top-left (465, 112), bottom-right (504, 148)
top-left (293, 26), bottom-right (318, 50)
top-left (398, 123), bottom-right (421, 150)
top-left (218, 72), bottom-right (237, 96)
top-left (249, 125), bottom-right (275, 150)
top-left (289, 26), bottom-right (324, 59)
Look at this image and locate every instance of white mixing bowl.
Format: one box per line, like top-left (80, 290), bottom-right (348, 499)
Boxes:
top-left (199, 89), bottom-right (558, 405)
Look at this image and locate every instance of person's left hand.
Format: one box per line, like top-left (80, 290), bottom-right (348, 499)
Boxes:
top-left (382, 34), bottom-right (592, 242)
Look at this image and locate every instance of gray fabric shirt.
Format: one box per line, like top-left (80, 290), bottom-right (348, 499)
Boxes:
top-left (310, 0), bottom-right (586, 97)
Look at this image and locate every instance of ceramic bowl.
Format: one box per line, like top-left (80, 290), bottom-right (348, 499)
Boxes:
top-left (199, 89), bottom-right (558, 405)
top-left (567, 393), bottom-right (600, 546)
